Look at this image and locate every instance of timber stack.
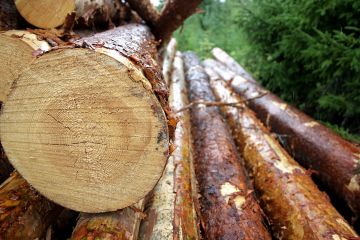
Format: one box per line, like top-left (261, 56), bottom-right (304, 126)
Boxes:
top-left (0, 0), bottom-right (359, 239)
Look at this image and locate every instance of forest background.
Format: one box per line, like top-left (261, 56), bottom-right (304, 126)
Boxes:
top-left (170, 0), bottom-right (360, 143)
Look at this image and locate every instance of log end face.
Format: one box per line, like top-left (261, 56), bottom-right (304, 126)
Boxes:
top-left (14, 0), bottom-right (75, 29)
top-left (0, 48), bottom-right (169, 212)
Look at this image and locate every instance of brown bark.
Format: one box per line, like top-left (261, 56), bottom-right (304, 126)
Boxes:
top-left (153, 0), bottom-right (202, 43)
top-left (0, 0), bottom-right (26, 30)
top-left (212, 47), bottom-right (256, 82)
top-left (127, 0), bottom-right (160, 28)
top-left (0, 172), bottom-right (62, 239)
top-left (207, 58), bottom-right (360, 221)
top-left (71, 201), bottom-right (144, 240)
top-left (139, 52), bottom-right (200, 240)
top-left (0, 24), bottom-right (171, 213)
top-left (183, 52), bottom-right (271, 240)
top-left (204, 64), bottom-right (359, 239)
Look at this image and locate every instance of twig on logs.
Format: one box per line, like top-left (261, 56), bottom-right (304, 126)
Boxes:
top-left (175, 92), bottom-right (267, 114)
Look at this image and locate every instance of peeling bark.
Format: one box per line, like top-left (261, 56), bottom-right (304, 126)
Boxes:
top-left (139, 52), bottom-right (200, 240)
top-left (182, 52), bottom-right (271, 240)
top-left (208, 58), bottom-right (360, 221)
top-left (204, 65), bottom-right (358, 239)
top-left (0, 172), bottom-right (62, 239)
top-left (71, 201), bottom-right (145, 240)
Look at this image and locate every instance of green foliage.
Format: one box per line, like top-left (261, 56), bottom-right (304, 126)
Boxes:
top-left (175, 0), bottom-right (360, 142)
top-left (238, 0), bottom-right (360, 141)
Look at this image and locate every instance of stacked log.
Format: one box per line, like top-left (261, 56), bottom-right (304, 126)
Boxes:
top-left (139, 52), bottom-right (200, 240)
top-left (0, 172), bottom-right (62, 239)
top-left (161, 38), bottom-right (177, 85)
top-left (203, 63), bottom-right (358, 239)
top-left (183, 52), bottom-right (271, 239)
top-left (71, 200), bottom-right (145, 240)
top-left (210, 49), bottom-right (360, 221)
top-left (14, 0), bottom-right (127, 29)
top-left (0, 24), bottom-right (170, 212)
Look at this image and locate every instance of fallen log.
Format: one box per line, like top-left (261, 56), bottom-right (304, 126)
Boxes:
top-left (212, 47), bottom-right (255, 82)
top-left (0, 0), bottom-right (26, 30)
top-left (71, 200), bottom-right (145, 240)
top-left (0, 24), bottom-right (171, 213)
top-left (0, 172), bottom-right (62, 239)
top-left (139, 52), bottom-right (200, 240)
top-left (14, 0), bottom-right (124, 29)
top-left (162, 38), bottom-right (177, 85)
top-left (204, 65), bottom-right (359, 239)
top-left (153, 0), bottom-right (202, 43)
top-left (207, 58), bottom-right (360, 221)
top-left (183, 52), bottom-right (271, 240)
top-left (0, 30), bottom-right (51, 103)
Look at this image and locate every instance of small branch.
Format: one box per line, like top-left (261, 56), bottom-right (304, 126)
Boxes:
top-left (175, 92), bottom-right (267, 114)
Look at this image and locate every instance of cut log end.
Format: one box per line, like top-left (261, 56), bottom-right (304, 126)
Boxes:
top-left (14, 0), bottom-right (75, 29)
top-left (0, 31), bottom-right (50, 103)
top-left (0, 48), bottom-right (169, 212)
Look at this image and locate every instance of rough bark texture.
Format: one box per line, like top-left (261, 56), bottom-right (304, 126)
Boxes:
top-left (204, 65), bottom-right (359, 239)
top-left (162, 38), bottom-right (177, 85)
top-left (212, 47), bottom-right (255, 82)
top-left (0, 172), bottom-right (62, 239)
top-left (139, 52), bottom-right (200, 240)
top-left (1, 24), bottom-right (170, 212)
top-left (183, 52), bottom-right (271, 240)
top-left (153, 0), bottom-right (202, 43)
top-left (71, 201), bottom-right (144, 240)
top-left (76, 23), bottom-right (175, 138)
top-left (127, 0), bottom-right (159, 28)
top-left (210, 59), bottom-right (360, 221)
top-left (0, 0), bottom-right (26, 30)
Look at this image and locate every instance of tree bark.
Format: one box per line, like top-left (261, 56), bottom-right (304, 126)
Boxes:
top-left (127, 0), bottom-right (159, 28)
top-left (212, 47), bottom-right (256, 82)
top-left (207, 58), bottom-right (360, 221)
top-left (204, 64), bottom-right (358, 239)
top-left (71, 200), bottom-right (145, 240)
top-left (0, 24), bottom-right (172, 213)
top-left (182, 52), bottom-right (271, 240)
top-left (161, 38), bottom-right (177, 85)
top-left (0, 0), bottom-right (26, 30)
top-left (0, 172), bottom-right (62, 239)
top-left (0, 145), bottom-right (13, 184)
top-left (0, 30), bottom-right (51, 103)
top-left (14, 0), bottom-right (125, 29)
top-left (153, 0), bottom-right (202, 43)
top-left (139, 52), bottom-right (200, 240)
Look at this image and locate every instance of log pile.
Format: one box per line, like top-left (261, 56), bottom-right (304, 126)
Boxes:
top-left (0, 0), bottom-right (360, 239)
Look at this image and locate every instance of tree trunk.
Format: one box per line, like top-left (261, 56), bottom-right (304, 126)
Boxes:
top-left (0, 172), bottom-right (62, 239)
top-left (161, 38), bottom-right (177, 85)
top-left (212, 47), bottom-right (256, 82)
top-left (204, 65), bottom-right (358, 239)
top-left (0, 30), bottom-right (51, 103)
top-left (0, 24), bottom-right (171, 213)
top-left (14, 0), bottom-right (125, 29)
top-left (127, 0), bottom-right (159, 28)
top-left (207, 57), bottom-right (360, 221)
top-left (71, 200), bottom-right (145, 240)
top-left (139, 52), bottom-right (200, 240)
top-left (0, 0), bottom-right (26, 30)
top-left (153, 0), bottom-right (202, 43)
top-left (182, 52), bottom-right (271, 240)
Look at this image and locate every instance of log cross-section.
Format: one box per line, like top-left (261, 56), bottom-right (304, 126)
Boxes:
top-left (183, 52), bottom-right (271, 240)
top-left (0, 24), bottom-right (170, 213)
top-left (204, 63), bottom-right (358, 239)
